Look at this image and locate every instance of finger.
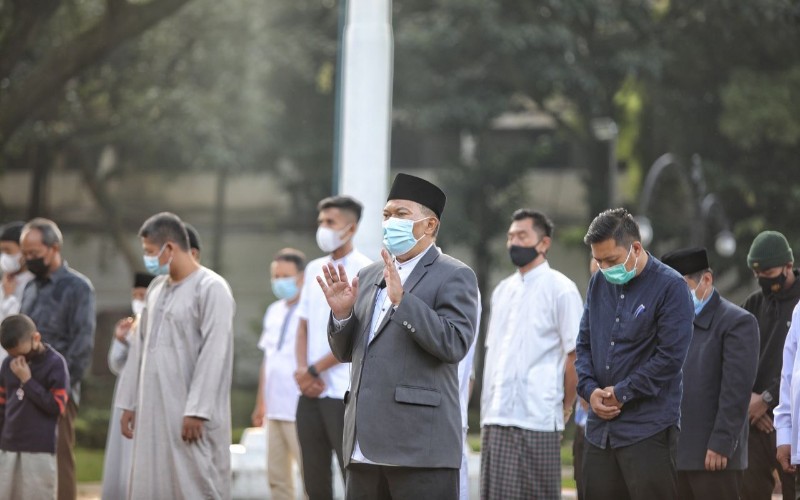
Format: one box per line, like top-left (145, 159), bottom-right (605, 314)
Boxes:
top-left (351, 276), bottom-right (359, 295)
top-left (721, 457), bottom-right (727, 470)
top-left (381, 248), bottom-right (393, 265)
top-left (321, 263), bottom-right (336, 286)
top-left (337, 264), bottom-right (349, 285)
top-left (316, 275), bottom-right (329, 294)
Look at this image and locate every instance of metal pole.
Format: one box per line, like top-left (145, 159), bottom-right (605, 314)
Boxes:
top-left (338, 0), bottom-right (393, 260)
top-left (330, 0), bottom-right (348, 195)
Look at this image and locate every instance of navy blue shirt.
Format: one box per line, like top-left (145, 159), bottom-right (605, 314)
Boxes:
top-left (576, 254), bottom-right (693, 448)
top-left (21, 263), bottom-right (95, 404)
top-left (0, 344), bottom-right (70, 454)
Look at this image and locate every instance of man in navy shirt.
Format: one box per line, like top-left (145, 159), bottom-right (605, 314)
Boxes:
top-left (576, 208), bottom-right (693, 500)
top-left (20, 218), bottom-right (95, 500)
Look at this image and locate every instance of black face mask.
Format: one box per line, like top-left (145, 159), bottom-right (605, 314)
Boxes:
top-left (26, 257), bottom-right (49, 279)
top-left (759, 271), bottom-right (787, 297)
top-left (509, 245), bottom-right (540, 268)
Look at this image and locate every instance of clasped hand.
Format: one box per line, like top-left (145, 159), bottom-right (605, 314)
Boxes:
top-left (590, 387), bottom-right (622, 420)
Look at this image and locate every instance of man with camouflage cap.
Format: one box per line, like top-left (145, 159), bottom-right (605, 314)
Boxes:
top-left (741, 230), bottom-right (800, 500)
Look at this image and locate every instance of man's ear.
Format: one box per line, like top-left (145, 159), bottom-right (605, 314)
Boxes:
top-left (426, 218), bottom-right (439, 236)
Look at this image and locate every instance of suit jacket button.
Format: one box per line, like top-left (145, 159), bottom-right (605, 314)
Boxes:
top-left (411, 328), bottom-right (416, 333)
top-left (403, 321), bottom-right (408, 326)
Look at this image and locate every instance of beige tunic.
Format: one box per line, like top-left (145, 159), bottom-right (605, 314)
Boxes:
top-left (115, 267), bottom-right (235, 500)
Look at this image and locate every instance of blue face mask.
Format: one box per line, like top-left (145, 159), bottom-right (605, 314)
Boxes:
top-left (692, 282), bottom-right (710, 314)
top-left (272, 276), bottom-right (299, 300)
top-left (600, 245), bottom-right (639, 285)
top-left (382, 217), bottom-right (428, 256)
top-left (143, 244), bottom-right (171, 276)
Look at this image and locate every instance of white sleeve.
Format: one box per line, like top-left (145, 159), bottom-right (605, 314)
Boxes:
top-left (557, 284), bottom-right (583, 353)
top-left (107, 338), bottom-right (130, 376)
top-left (776, 304), bottom-right (800, 446)
top-left (296, 265), bottom-right (313, 320)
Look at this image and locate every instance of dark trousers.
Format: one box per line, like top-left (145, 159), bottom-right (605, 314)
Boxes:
top-left (57, 398), bottom-right (77, 500)
top-left (573, 425), bottom-right (585, 500)
top-left (742, 426), bottom-right (795, 500)
top-left (345, 463), bottom-right (459, 500)
top-left (296, 396), bottom-right (345, 500)
top-left (582, 426), bottom-right (678, 500)
top-left (677, 470), bottom-right (742, 500)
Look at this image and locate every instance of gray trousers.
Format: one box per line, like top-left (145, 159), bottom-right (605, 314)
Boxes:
top-left (0, 450), bottom-right (57, 499)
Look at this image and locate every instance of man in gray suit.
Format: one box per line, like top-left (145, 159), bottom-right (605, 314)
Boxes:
top-left (661, 247), bottom-right (759, 500)
top-left (318, 173), bottom-right (480, 500)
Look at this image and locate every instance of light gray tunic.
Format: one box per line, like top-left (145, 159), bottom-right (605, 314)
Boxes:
top-left (116, 267), bottom-right (235, 500)
top-left (101, 335), bottom-right (133, 500)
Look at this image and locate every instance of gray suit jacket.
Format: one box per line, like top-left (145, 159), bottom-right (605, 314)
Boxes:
top-left (677, 290), bottom-right (759, 470)
top-left (327, 246), bottom-right (480, 468)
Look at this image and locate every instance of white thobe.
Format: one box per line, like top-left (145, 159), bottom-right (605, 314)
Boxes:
top-left (115, 267), bottom-right (235, 500)
top-left (0, 270), bottom-right (34, 363)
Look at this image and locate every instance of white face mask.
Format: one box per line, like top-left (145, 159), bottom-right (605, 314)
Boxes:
top-left (131, 299), bottom-right (146, 316)
top-left (316, 225), bottom-right (351, 254)
top-left (0, 252), bottom-right (22, 274)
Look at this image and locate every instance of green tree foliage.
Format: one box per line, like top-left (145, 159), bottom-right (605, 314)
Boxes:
top-left (648, 0), bottom-right (800, 278)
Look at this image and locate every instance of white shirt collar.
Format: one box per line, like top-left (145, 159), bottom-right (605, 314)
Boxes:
top-left (330, 248), bottom-right (359, 266)
top-left (517, 260), bottom-right (550, 283)
top-left (394, 243), bottom-right (433, 276)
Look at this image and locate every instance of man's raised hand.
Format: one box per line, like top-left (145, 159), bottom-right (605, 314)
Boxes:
top-left (317, 262), bottom-right (359, 320)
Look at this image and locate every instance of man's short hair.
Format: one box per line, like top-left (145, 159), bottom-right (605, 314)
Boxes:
top-left (416, 203), bottom-right (441, 238)
top-left (317, 196), bottom-right (363, 223)
top-left (0, 314), bottom-right (36, 350)
top-left (273, 248), bottom-right (307, 272)
top-left (584, 208), bottom-right (641, 247)
top-left (184, 223), bottom-right (201, 252)
top-left (138, 212), bottom-right (190, 251)
top-left (512, 209), bottom-right (554, 238)
top-left (22, 218), bottom-right (63, 247)
top-left (686, 269), bottom-right (712, 283)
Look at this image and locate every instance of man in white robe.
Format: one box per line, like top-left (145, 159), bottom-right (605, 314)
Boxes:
top-left (116, 212), bottom-right (235, 500)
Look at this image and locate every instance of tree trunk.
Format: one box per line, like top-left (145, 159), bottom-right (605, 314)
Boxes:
top-left (73, 146), bottom-right (141, 272)
top-left (27, 143), bottom-right (49, 218)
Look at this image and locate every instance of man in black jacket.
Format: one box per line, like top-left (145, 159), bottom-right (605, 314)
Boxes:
top-left (662, 247), bottom-right (759, 500)
top-left (740, 231), bottom-right (800, 500)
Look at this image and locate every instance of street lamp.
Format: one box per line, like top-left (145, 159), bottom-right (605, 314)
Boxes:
top-left (637, 153), bottom-right (736, 256)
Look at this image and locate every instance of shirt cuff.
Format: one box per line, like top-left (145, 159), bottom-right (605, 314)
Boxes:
top-left (331, 312), bottom-right (352, 329)
top-left (613, 380), bottom-right (635, 405)
top-left (777, 427), bottom-right (793, 447)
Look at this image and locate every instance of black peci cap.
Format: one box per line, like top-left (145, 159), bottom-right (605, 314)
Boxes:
top-left (661, 247), bottom-right (710, 276)
top-left (387, 173), bottom-right (447, 219)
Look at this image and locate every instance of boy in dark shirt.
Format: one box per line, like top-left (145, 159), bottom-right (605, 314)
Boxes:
top-left (0, 314), bottom-right (69, 499)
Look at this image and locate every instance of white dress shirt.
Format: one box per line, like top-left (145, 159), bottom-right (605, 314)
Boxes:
top-left (298, 249), bottom-right (372, 399)
top-left (258, 299), bottom-right (301, 421)
top-left (481, 261), bottom-right (582, 432)
top-left (775, 303), bottom-right (800, 463)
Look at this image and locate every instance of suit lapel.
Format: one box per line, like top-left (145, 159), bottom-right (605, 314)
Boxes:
top-left (371, 246), bottom-right (441, 341)
top-left (356, 267), bottom-right (384, 350)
